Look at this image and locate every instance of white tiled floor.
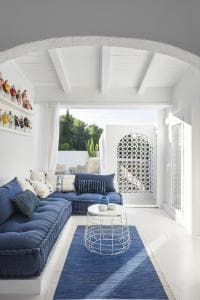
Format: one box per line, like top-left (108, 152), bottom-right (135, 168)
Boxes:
top-left (1, 208), bottom-right (200, 300)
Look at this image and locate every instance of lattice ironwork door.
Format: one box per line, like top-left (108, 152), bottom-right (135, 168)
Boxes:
top-left (117, 133), bottom-right (154, 193)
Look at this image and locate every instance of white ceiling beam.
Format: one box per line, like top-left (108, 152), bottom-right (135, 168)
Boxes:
top-left (48, 48), bottom-right (71, 94)
top-left (138, 54), bottom-right (156, 95)
top-left (34, 86), bottom-right (172, 107)
top-left (101, 46), bottom-right (111, 94)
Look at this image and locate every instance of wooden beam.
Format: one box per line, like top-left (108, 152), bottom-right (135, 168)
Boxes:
top-left (101, 46), bottom-right (111, 94)
top-left (48, 48), bottom-right (71, 94)
top-left (138, 54), bottom-right (156, 95)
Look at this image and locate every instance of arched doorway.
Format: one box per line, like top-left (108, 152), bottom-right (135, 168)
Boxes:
top-left (117, 133), bottom-right (154, 193)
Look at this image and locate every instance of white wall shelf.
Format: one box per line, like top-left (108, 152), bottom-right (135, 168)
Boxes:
top-left (0, 94), bottom-right (33, 116)
top-left (0, 126), bottom-right (31, 136)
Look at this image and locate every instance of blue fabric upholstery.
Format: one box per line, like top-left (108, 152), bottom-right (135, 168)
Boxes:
top-left (78, 179), bottom-right (106, 194)
top-left (0, 178), bottom-right (23, 225)
top-left (0, 198), bottom-right (72, 278)
top-left (75, 173), bottom-right (115, 192)
top-left (49, 191), bottom-right (123, 215)
top-left (12, 190), bottom-right (40, 217)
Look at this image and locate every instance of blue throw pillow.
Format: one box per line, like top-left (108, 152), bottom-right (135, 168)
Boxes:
top-left (75, 173), bottom-right (115, 192)
top-left (0, 178), bottom-right (23, 224)
top-left (12, 190), bottom-right (40, 218)
top-left (78, 179), bottom-right (106, 194)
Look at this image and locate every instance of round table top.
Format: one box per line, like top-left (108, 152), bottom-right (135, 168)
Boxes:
top-left (88, 204), bottom-right (124, 217)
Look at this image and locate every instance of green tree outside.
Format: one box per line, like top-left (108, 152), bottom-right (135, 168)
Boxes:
top-left (59, 110), bottom-right (103, 156)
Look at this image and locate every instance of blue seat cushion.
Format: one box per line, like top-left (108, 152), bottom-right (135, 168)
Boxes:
top-left (0, 178), bottom-right (23, 225)
top-left (0, 198), bottom-right (72, 278)
top-left (49, 191), bottom-right (122, 204)
top-left (49, 191), bottom-right (123, 215)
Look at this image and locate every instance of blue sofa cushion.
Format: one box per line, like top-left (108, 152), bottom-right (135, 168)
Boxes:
top-left (0, 198), bottom-right (72, 278)
top-left (78, 179), bottom-right (106, 194)
top-left (49, 191), bottom-right (123, 215)
top-left (0, 178), bottom-right (23, 225)
top-left (12, 190), bottom-right (40, 217)
top-left (49, 191), bottom-right (122, 203)
top-left (75, 173), bottom-right (115, 192)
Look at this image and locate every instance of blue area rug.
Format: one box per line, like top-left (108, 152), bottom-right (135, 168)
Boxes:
top-left (54, 226), bottom-right (168, 299)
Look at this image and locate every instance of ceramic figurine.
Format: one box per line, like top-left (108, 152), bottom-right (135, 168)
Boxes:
top-left (2, 111), bottom-right (8, 126)
top-left (10, 85), bottom-right (17, 100)
top-left (19, 116), bottom-right (24, 129)
top-left (0, 73), bottom-right (4, 91)
top-left (22, 90), bottom-right (28, 108)
top-left (14, 115), bottom-right (20, 128)
top-left (3, 80), bottom-right (10, 94)
top-left (16, 90), bottom-right (22, 105)
top-left (24, 117), bottom-right (32, 130)
top-left (0, 109), bottom-right (2, 125)
top-left (8, 111), bottom-right (14, 128)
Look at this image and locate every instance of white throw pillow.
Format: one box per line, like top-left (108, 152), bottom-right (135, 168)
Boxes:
top-left (29, 180), bottom-right (53, 198)
top-left (17, 178), bottom-right (36, 195)
top-left (45, 174), bottom-right (57, 191)
top-left (62, 175), bottom-right (75, 192)
top-left (46, 174), bottom-right (75, 192)
top-left (30, 170), bottom-right (45, 182)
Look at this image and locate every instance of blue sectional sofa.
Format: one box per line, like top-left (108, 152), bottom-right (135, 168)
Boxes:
top-left (0, 174), bottom-right (122, 278)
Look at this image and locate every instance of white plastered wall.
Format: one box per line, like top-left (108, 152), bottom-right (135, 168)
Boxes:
top-left (163, 66), bottom-right (200, 235)
top-left (0, 61), bottom-right (40, 184)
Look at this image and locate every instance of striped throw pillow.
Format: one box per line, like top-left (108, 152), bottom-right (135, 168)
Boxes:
top-left (78, 179), bottom-right (106, 194)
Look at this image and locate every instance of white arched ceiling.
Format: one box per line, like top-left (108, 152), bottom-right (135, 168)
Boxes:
top-left (0, 36), bottom-right (199, 107)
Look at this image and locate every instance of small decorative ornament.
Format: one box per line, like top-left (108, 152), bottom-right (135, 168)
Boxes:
top-left (107, 203), bottom-right (117, 210)
top-left (0, 109), bottom-right (2, 125)
top-left (19, 116), bottom-right (24, 129)
top-left (14, 115), bottom-right (20, 129)
top-left (0, 73), bottom-right (4, 92)
top-left (8, 111), bottom-right (14, 129)
top-left (2, 111), bottom-right (8, 126)
top-left (10, 85), bottom-right (17, 101)
top-left (3, 80), bottom-right (10, 95)
top-left (99, 195), bottom-right (109, 205)
top-left (98, 204), bottom-right (107, 211)
top-left (16, 90), bottom-right (22, 105)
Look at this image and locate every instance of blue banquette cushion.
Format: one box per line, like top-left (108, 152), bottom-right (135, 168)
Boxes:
top-left (75, 173), bottom-right (115, 193)
top-left (0, 198), bottom-right (72, 278)
top-left (0, 178), bottom-right (23, 224)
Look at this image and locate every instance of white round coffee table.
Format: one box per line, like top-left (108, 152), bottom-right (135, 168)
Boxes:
top-left (85, 204), bottom-right (130, 255)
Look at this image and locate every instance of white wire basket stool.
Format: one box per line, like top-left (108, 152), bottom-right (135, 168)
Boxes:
top-left (85, 204), bottom-right (131, 255)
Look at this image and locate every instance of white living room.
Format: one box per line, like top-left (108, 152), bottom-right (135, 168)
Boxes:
top-left (0, 2), bottom-right (200, 300)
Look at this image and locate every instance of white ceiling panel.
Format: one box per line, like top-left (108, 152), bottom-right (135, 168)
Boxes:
top-left (61, 46), bottom-right (100, 87)
top-left (109, 47), bottom-right (151, 87)
top-left (139, 53), bottom-right (189, 88)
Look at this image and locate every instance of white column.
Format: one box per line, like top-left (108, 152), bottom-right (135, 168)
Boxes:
top-left (156, 109), bottom-right (168, 208)
top-left (191, 104), bottom-right (200, 235)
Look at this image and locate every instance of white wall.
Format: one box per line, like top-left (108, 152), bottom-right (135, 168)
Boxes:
top-left (57, 151), bottom-right (89, 171)
top-left (165, 65), bottom-right (200, 234)
top-left (0, 62), bottom-right (39, 184)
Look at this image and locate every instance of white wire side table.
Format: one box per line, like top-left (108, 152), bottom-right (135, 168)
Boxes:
top-left (85, 204), bottom-right (131, 255)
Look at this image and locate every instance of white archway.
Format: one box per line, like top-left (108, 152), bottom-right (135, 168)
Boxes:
top-left (0, 36), bottom-right (200, 70)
